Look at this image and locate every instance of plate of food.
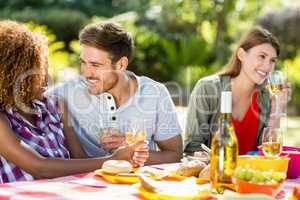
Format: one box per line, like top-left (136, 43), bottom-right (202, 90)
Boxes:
top-left (95, 160), bottom-right (171, 184)
top-left (95, 160), bottom-right (141, 184)
top-left (171, 151), bottom-right (210, 184)
top-left (233, 165), bottom-right (286, 196)
top-left (138, 175), bottom-right (216, 200)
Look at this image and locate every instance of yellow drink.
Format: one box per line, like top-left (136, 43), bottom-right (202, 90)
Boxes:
top-left (137, 131), bottom-right (146, 141)
top-left (125, 132), bottom-right (135, 144)
top-left (262, 142), bottom-right (282, 157)
top-left (210, 91), bottom-right (238, 194)
top-left (266, 84), bottom-right (283, 96)
top-left (125, 131), bottom-right (147, 144)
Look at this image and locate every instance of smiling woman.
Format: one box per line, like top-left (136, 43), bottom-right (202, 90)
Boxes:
top-left (0, 20), bottom-right (149, 183)
top-left (184, 26), bottom-right (291, 155)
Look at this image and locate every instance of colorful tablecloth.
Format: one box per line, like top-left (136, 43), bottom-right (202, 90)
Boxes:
top-left (0, 163), bottom-right (299, 200)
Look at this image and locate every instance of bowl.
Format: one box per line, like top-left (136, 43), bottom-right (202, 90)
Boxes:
top-left (237, 156), bottom-right (289, 174)
top-left (280, 146), bottom-right (300, 178)
top-left (258, 146), bottom-right (300, 178)
top-left (235, 179), bottom-right (283, 196)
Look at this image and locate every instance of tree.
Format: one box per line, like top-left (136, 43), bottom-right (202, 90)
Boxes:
top-left (258, 6), bottom-right (300, 59)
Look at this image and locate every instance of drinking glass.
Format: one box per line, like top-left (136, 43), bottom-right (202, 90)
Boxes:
top-left (261, 127), bottom-right (283, 157)
top-left (125, 120), bottom-right (147, 144)
top-left (266, 70), bottom-right (286, 117)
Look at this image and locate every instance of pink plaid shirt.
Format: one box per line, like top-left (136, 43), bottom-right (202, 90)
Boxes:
top-left (0, 97), bottom-right (70, 183)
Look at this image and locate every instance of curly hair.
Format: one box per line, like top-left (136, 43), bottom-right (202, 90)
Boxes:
top-left (0, 20), bottom-right (48, 111)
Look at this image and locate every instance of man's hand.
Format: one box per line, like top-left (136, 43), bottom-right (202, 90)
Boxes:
top-left (99, 128), bottom-right (125, 151)
top-left (132, 143), bottom-right (149, 167)
top-left (111, 140), bottom-right (149, 166)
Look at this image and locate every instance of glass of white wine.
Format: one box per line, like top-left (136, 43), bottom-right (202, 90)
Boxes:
top-left (266, 70), bottom-right (286, 117)
top-left (125, 120), bottom-right (147, 144)
top-left (261, 127), bottom-right (283, 157)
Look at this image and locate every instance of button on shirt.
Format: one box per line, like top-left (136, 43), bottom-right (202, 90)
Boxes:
top-left (47, 72), bottom-right (182, 157)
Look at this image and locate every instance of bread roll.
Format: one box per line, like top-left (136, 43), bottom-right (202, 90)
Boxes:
top-left (198, 164), bottom-right (210, 178)
top-left (102, 160), bottom-right (133, 174)
top-left (176, 160), bottom-right (207, 177)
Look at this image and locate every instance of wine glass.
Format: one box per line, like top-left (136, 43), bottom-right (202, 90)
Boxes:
top-left (125, 120), bottom-right (147, 144)
top-left (266, 70), bottom-right (286, 117)
top-left (261, 127), bottom-right (283, 157)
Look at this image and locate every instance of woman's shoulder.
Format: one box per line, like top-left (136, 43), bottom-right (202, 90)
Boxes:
top-left (193, 75), bottom-right (221, 92)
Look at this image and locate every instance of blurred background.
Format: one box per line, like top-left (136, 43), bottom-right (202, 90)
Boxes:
top-left (0, 0), bottom-right (299, 146)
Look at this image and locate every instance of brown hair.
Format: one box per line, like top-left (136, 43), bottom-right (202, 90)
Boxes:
top-left (79, 21), bottom-right (134, 63)
top-left (219, 26), bottom-right (280, 77)
top-left (0, 20), bottom-right (48, 110)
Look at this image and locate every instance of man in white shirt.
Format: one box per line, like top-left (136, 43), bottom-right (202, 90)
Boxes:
top-left (48, 22), bottom-right (182, 164)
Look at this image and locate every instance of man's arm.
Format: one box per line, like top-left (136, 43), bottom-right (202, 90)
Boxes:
top-left (145, 135), bottom-right (183, 165)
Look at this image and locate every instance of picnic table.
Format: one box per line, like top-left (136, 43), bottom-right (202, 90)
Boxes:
top-left (0, 163), bottom-right (299, 200)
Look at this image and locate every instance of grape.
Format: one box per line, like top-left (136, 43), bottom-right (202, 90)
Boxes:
top-left (235, 168), bottom-right (247, 180)
top-left (272, 172), bottom-right (286, 182)
top-left (262, 171), bottom-right (272, 180)
top-left (244, 169), bottom-right (254, 181)
top-left (252, 172), bottom-right (266, 183)
top-left (234, 166), bottom-right (286, 184)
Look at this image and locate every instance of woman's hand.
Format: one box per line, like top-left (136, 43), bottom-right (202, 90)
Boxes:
top-left (270, 79), bottom-right (292, 115)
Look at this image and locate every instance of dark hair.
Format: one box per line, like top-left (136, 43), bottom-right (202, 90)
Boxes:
top-left (79, 21), bottom-right (134, 63)
top-left (219, 26), bottom-right (280, 77)
top-left (0, 20), bottom-right (48, 110)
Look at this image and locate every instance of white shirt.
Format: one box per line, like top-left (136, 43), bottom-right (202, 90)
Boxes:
top-left (47, 72), bottom-right (182, 157)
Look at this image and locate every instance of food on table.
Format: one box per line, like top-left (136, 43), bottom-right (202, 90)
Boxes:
top-left (136, 166), bottom-right (170, 179)
top-left (234, 165), bottom-right (286, 184)
top-left (176, 160), bottom-right (207, 177)
top-left (187, 151), bottom-right (210, 164)
top-left (102, 160), bottom-right (133, 174)
top-left (292, 186), bottom-right (300, 200)
top-left (194, 151), bottom-right (209, 158)
top-left (199, 164), bottom-right (210, 178)
top-left (139, 175), bottom-right (214, 199)
top-left (237, 155), bottom-right (289, 174)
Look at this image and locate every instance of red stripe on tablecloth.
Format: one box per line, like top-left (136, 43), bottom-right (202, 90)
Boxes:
top-left (16, 191), bottom-right (60, 198)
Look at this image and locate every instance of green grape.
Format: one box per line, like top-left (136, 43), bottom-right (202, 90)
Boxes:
top-left (266, 179), bottom-right (278, 185)
top-left (250, 177), bottom-right (260, 184)
top-left (262, 171), bottom-right (272, 181)
top-left (252, 171), bottom-right (266, 183)
top-left (234, 167), bottom-right (246, 180)
top-left (272, 172), bottom-right (286, 182)
top-left (244, 169), bottom-right (254, 181)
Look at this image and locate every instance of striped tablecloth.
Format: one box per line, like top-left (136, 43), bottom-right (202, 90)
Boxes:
top-left (0, 163), bottom-right (299, 200)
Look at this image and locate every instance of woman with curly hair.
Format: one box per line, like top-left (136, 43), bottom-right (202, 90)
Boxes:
top-left (0, 20), bottom-right (149, 183)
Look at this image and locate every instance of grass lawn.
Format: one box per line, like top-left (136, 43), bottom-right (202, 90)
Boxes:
top-left (176, 107), bottom-right (300, 147)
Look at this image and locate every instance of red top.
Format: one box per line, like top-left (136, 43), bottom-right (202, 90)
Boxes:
top-left (232, 91), bottom-right (260, 155)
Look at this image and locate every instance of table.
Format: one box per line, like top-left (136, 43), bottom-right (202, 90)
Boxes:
top-left (0, 163), bottom-right (299, 200)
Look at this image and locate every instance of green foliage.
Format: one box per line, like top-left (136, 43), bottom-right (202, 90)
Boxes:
top-left (258, 7), bottom-right (300, 59)
top-left (25, 22), bottom-right (75, 81)
top-left (284, 52), bottom-right (300, 112)
top-left (2, 0), bottom-right (299, 110)
top-left (2, 8), bottom-right (89, 47)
